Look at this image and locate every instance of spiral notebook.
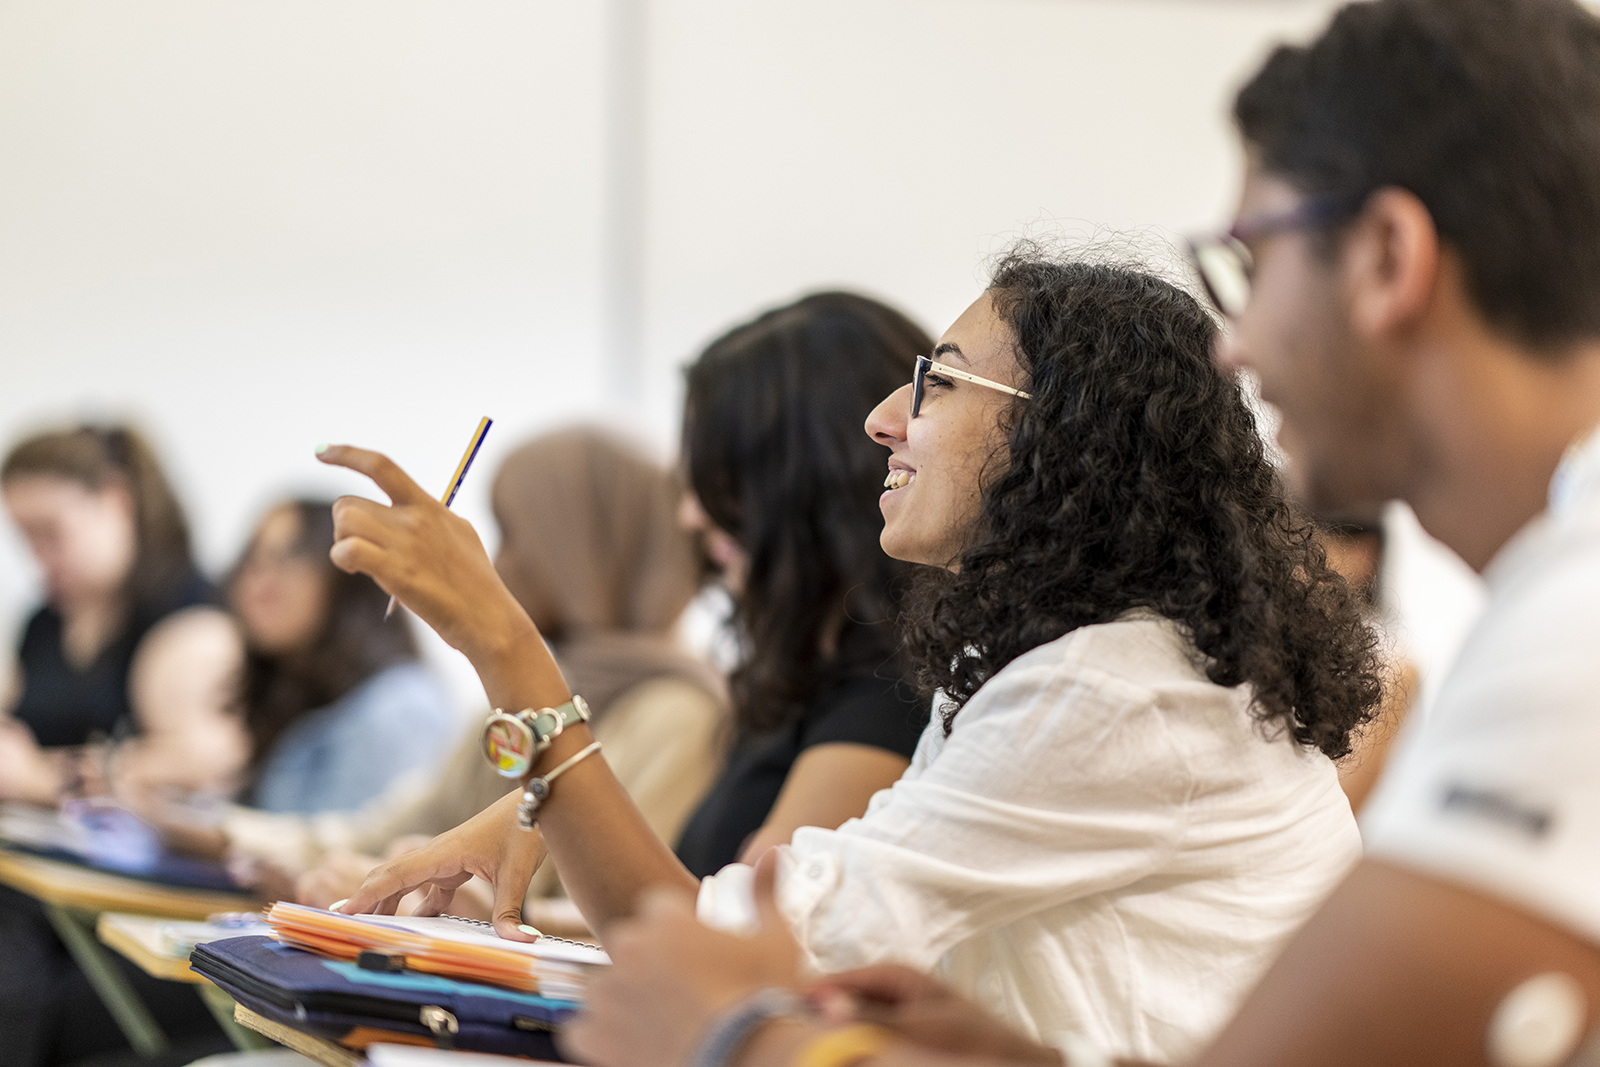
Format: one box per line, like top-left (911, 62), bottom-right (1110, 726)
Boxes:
top-left (265, 901), bottom-right (608, 1001)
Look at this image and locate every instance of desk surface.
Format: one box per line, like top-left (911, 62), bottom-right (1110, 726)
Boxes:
top-left (0, 848), bottom-right (256, 918)
top-left (96, 912), bottom-right (206, 983)
top-left (234, 1004), bottom-right (364, 1067)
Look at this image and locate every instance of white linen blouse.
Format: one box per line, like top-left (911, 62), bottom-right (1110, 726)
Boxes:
top-left (697, 614), bottom-right (1360, 1064)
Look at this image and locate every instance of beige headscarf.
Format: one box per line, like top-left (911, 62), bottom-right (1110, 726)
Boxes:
top-left (491, 427), bottom-right (725, 717)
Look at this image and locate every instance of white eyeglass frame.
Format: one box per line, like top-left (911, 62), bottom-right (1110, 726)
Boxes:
top-left (912, 355), bottom-right (1033, 417)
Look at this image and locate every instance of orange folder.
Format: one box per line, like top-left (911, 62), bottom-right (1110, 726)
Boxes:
top-left (265, 901), bottom-right (607, 1000)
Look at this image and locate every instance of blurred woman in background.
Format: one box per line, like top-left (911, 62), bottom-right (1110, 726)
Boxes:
top-left (0, 424), bottom-right (243, 804)
top-left (0, 424), bottom-right (244, 1067)
top-left (669, 291), bottom-right (932, 875)
top-left (227, 497), bottom-right (455, 813)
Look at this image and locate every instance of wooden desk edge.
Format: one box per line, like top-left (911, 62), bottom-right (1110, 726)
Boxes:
top-left (234, 1004), bottom-right (363, 1067)
top-left (0, 850), bottom-right (256, 919)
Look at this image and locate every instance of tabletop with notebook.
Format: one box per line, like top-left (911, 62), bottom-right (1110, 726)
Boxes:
top-left (189, 901), bottom-right (610, 1060)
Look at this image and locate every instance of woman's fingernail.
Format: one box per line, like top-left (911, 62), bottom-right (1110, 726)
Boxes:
top-left (315, 443), bottom-right (330, 455)
top-left (518, 924), bottom-right (543, 938)
top-left (329, 898), bottom-right (349, 911)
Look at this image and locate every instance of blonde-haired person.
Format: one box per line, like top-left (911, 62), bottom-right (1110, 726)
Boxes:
top-left (0, 424), bottom-right (244, 804)
top-left (219, 427), bottom-right (726, 928)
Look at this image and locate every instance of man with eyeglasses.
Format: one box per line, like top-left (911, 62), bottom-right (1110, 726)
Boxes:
top-left (556, 1), bottom-right (1600, 1065)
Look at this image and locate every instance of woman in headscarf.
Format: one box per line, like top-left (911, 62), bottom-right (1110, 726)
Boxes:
top-left (220, 427), bottom-right (725, 926)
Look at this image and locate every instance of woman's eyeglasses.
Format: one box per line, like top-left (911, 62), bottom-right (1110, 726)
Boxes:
top-left (911, 355), bottom-right (1033, 418)
top-left (1186, 193), bottom-right (1365, 319)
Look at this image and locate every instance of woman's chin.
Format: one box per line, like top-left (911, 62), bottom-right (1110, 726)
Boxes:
top-left (878, 526), bottom-right (930, 567)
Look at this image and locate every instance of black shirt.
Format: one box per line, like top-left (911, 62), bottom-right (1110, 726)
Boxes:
top-left (674, 670), bottom-right (929, 878)
top-left (12, 571), bottom-right (213, 748)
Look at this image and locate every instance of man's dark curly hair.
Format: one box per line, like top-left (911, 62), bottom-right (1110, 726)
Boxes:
top-left (903, 252), bottom-right (1382, 758)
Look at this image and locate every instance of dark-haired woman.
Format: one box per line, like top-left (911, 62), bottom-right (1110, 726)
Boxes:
top-left (229, 498), bottom-right (454, 812)
top-left (0, 424), bottom-right (244, 803)
top-left (672, 292), bottom-right (931, 876)
top-left (315, 256), bottom-right (1380, 1063)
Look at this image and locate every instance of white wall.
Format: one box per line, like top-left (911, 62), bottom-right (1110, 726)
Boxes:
top-left (0, 0), bottom-right (1359, 710)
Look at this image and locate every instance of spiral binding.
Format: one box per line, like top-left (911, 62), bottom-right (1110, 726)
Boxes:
top-left (438, 914), bottom-right (601, 952)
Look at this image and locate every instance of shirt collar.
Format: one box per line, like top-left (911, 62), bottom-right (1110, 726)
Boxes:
top-left (1548, 423), bottom-right (1600, 519)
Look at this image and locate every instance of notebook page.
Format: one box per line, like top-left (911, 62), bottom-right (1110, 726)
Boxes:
top-left (270, 903), bottom-right (609, 966)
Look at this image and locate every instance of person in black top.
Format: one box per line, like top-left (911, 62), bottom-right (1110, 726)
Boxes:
top-left (672, 293), bottom-right (933, 876)
top-left (675, 668), bottom-right (924, 878)
top-left (0, 424), bottom-right (244, 1066)
top-left (0, 424), bottom-right (243, 803)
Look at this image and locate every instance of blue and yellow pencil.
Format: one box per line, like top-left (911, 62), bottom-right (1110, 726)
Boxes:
top-left (384, 415), bottom-right (493, 620)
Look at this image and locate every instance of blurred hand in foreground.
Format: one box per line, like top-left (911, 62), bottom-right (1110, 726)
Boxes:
top-left (562, 850), bottom-right (805, 1066)
top-left (808, 965), bottom-right (1059, 1065)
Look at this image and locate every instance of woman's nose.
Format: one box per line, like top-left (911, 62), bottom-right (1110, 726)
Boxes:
top-left (865, 383), bottom-right (912, 446)
top-left (677, 492), bottom-right (708, 532)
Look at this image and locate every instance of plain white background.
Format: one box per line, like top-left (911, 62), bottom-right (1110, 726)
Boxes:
top-left (6, 0), bottom-right (1469, 711)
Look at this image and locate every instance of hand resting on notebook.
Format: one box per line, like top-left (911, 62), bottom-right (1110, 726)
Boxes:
top-left (338, 788), bottom-right (545, 942)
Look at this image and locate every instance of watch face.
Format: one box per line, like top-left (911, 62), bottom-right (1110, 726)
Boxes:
top-left (482, 712), bottom-right (536, 778)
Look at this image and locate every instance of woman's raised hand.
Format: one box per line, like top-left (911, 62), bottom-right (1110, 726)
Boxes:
top-left (333, 790), bottom-right (545, 942)
top-left (315, 445), bottom-right (535, 662)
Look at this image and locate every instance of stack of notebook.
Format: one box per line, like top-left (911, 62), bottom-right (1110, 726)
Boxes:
top-left (190, 904), bottom-right (609, 1056)
top-left (263, 902), bottom-right (608, 1001)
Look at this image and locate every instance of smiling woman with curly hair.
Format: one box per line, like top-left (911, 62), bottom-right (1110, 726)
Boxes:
top-left (905, 250), bottom-right (1377, 757)
top-left (312, 247), bottom-right (1382, 1065)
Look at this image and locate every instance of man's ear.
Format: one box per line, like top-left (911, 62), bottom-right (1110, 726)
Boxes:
top-left (1343, 187), bottom-right (1441, 344)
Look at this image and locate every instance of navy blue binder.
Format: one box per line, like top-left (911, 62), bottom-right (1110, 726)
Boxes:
top-left (191, 935), bottom-right (578, 1058)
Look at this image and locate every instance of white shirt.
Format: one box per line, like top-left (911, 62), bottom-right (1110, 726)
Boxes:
top-left (1363, 429), bottom-right (1600, 944)
top-left (698, 615), bottom-right (1359, 1063)
top-left (1375, 500), bottom-right (1487, 721)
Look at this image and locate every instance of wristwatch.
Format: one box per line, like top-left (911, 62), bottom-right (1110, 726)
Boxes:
top-left (481, 696), bottom-right (591, 779)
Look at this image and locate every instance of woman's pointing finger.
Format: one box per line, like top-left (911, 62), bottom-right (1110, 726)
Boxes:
top-left (315, 444), bottom-right (434, 507)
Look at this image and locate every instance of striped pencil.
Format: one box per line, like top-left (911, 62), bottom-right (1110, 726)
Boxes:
top-left (384, 416), bottom-right (493, 620)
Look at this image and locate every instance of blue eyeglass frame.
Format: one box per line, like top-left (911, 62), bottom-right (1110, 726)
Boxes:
top-left (1185, 191), bottom-right (1368, 318)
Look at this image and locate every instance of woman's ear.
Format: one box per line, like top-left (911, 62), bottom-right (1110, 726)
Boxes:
top-left (1343, 187), bottom-right (1441, 346)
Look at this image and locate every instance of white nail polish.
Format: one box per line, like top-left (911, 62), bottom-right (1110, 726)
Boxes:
top-left (329, 898), bottom-right (349, 911)
top-left (518, 923), bottom-right (543, 938)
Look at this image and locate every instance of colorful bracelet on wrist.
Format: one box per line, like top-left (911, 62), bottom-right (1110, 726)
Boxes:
top-left (689, 988), bottom-right (804, 1067)
top-left (790, 1024), bottom-right (897, 1067)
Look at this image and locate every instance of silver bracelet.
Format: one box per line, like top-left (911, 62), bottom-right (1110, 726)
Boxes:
top-left (688, 987), bottom-right (803, 1067)
top-left (516, 740), bottom-right (603, 831)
